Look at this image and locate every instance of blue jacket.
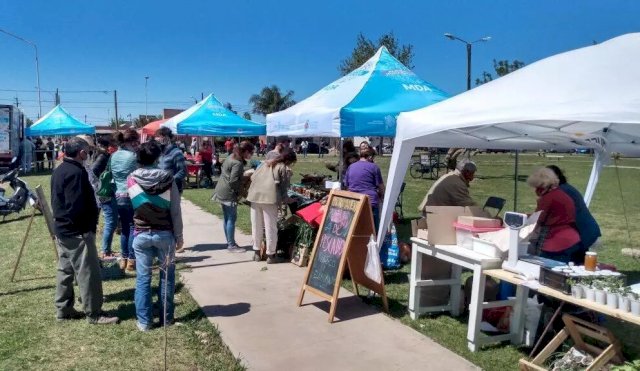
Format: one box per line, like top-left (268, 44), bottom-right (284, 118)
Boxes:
top-left (110, 148), bottom-right (138, 197)
top-left (560, 183), bottom-right (601, 249)
top-left (158, 144), bottom-right (186, 192)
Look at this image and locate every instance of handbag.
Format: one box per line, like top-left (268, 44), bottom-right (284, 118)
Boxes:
top-left (96, 159), bottom-right (115, 198)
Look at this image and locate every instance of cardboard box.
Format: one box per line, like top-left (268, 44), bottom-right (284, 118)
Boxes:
top-left (411, 217), bottom-right (428, 237)
top-left (457, 216), bottom-right (502, 228)
top-left (424, 206), bottom-right (490, 245)
top-left (419, 255), bottom-right (452, 307)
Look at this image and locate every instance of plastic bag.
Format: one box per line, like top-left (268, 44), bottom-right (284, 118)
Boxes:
top-left (380, 223), bottom-right (401, 270)
top-left (365, 235), bottom-right (383, 284)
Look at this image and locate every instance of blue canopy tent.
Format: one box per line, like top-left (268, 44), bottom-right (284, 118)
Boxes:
top-left (266, 46), bottom-right (450, 137)
top-left (161, 94), bottom-right (266, 136)
top-left (27, 105), bottom-right (95, 136)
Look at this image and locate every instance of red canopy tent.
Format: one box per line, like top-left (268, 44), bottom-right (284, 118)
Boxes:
top-left (142, 119), bottom-right (167, 135)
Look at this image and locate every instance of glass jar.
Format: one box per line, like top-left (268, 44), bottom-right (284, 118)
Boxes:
top-left (584, 252), bottom-right (597, 272)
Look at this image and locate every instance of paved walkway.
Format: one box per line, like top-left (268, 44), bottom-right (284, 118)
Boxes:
top-left (178, 199), bottom-right (478, 371)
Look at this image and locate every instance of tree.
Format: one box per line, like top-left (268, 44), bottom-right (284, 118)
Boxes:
top-left (25, 118), bottom-right (34, 127)
top-left (242, 112), bottom-right (252, 120)
top-left (224, 102), bottom-right (237, 114)
top-left (132, 115), bottom-right (162, 128)
top-left (109, 117), bottom-right (126, 128)
top-left (249, 85), bottom-right (296, 116)
top-left (339, 32), bottom-right (414, 75)
top-left (475, 59), bottom-right (525, 86)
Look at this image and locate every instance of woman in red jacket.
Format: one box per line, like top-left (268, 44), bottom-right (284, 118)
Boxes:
top-left (527, 167), bottom-right (583, 264)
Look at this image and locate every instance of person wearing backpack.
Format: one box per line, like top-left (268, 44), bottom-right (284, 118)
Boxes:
top-left (91, 136), bottom-right (118, 258)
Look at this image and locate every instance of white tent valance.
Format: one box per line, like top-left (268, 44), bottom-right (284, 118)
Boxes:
top-left (378, 33), bottom-right (640, 246)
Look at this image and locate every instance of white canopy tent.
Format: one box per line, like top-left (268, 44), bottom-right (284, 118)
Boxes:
top-left (378, 33), bottom-right (640, 246)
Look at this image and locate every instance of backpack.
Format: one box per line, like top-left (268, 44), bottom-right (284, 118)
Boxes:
top-left (96, 159), bottom-right (115, 198)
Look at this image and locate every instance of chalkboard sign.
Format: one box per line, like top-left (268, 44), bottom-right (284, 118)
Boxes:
top-left (298, 190), bottom-right (388, 323)
top-left (307, 195), bottom-right (357, 295)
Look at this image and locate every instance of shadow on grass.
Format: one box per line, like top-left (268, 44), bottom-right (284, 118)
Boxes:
top-left (0, 213), bottom-right (42, 224)
top-left (0, 284), bottom-right (56, 297)
top-left (12, 275), bottom-right (56, 282)
top-left (199, 302), bottom-right (251, 318)
top-left (476, 174), bottom-right (528, 182)
top-left (105, 287), bottom-right (135, 302)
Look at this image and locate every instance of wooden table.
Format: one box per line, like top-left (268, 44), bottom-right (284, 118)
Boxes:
top-left (409, 238), bottom-right (507, 351)
top-left (485, 269), bottom-right (640, 327)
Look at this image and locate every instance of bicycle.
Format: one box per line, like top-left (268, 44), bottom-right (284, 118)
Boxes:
top-left (409, 152), bottom-right (446, 180)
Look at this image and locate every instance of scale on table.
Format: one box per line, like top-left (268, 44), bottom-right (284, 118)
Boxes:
top-left (501, 211), bottom-right (547, 279)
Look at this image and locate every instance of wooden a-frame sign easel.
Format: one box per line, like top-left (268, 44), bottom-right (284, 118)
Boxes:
top-left (297, 190), bottom-right (389, 323)
top-left (11, 185), bottom-right (58, 282)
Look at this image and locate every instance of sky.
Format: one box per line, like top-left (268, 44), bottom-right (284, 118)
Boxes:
top-left (1, 0), bottom-right (639, 124)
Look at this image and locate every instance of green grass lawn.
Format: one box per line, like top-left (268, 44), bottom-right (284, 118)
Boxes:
top-left (0, 172), bottom-right (243, 371)
top-left (183, 152), bottom-right (640, 370)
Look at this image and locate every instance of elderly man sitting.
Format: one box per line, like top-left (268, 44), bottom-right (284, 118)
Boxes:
top-left (418, 160), bottom-right (478, 211)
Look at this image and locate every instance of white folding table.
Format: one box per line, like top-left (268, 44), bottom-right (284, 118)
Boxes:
top-left (409, 237), bottom-right (525, 351)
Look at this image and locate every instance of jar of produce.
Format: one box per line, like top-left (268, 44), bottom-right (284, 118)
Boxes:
top-left (585, 252), bottom-right (597, 271)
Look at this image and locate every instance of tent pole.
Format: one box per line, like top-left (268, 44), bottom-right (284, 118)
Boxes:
top-left (338, 138), bottom-right (344, 181)
top-left (513, 150), bottom-right (519, 211)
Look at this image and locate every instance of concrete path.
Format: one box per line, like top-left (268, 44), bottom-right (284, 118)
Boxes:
top-left (178, 199), bottom-right (479, 371)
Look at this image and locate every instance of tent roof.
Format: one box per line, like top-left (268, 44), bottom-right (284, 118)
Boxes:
top-left (27, 105), bottom-right (94, 136)
top-left (396, 33), bottom-right (640, 156)
top-left (266, 46), bottom-right (449, 137)
top-left (162, 94), bottom-right (265, 136)
top-left (141, 119), bottom-right (167, 135)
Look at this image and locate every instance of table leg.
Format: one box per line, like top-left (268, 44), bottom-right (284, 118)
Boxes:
top-left (467, 265), bottom-right (486, 352)
top-left (450, 265), bottom-right (462, 316)
top-left (510, 285), bottom-right (529, 345)
top-left (408, 244), bottom-right (422, 320)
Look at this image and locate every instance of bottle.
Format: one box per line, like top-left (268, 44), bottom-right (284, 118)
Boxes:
top-left (585, 251), bottom-right (597, 272)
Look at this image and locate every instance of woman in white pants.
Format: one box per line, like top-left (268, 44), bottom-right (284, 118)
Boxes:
top-left (246, 149), bottom-right (296, 264)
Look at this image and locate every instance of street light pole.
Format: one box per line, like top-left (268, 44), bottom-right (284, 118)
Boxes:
top-left (144, 76), bottom-right (149, 117)
top-left (0, 28), bottom-right (42, 117)
top-left (444, 33), bottom-right (491, 91)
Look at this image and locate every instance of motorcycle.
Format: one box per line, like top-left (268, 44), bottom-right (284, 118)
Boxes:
top-left (0, 158), bottom-right (39, 221)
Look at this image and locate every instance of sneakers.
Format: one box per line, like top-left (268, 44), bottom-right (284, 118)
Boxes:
top-left (126, 259), bottom-right (136, 271)
top-left (227, 244), bottom-right (245, 253)
top-left (266, 254), bottom-right (285, 264)
top-left (56, 308), bottom-right (85, 321)
top-left (253, 251), bottom-right (262, 262)
top-left (118, 258), bottom-right (128, 270)
top-left (137, 321), bottom-right (152, 332)
top-left (87, 313), bottom-right (120, 325)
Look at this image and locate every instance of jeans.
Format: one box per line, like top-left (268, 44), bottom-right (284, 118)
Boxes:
top-left (55, 232), bottom-right (103, 319)
top-left (133, 230), bottom-right (176, 327)
top-left (100, 198), bottom-right (118, 255)
top-left (222, 203), bottom-right (238, 247)
top-left (116, 197), bottom-right (135, 259)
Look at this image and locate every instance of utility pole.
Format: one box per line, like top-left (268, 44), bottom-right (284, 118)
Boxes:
top-left (144, 76), bottom-right (149, 117)
top-left (201, 92), bottom-right (204, 100)
top-left (114, 90), bottom-right (119, 131)
top-left (55, 88), bottom-right (60, 105)
top-left (0, 28), bottom-right (42, 117)
top-left (14, 97), bottom-right (19, 108)
top-left (84, 114), bottom-right (87, 124)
